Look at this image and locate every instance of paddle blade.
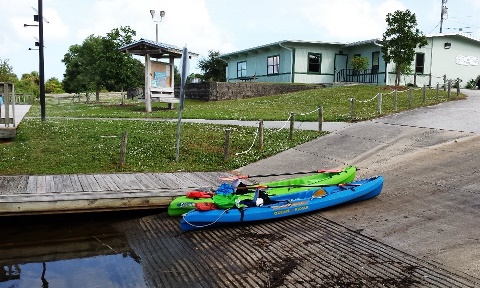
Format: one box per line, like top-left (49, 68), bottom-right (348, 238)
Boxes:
top-left (317, 168), bottom-right (344, 173)
top-left (219, 175), bottom-right (248, 181)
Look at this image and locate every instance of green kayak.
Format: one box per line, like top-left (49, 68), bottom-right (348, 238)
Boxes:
top-left (168, 166), bottom-right (356, 216)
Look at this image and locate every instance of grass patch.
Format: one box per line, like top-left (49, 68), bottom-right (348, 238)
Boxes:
top-left (0, 119), bottom-right (322, 175)
top-left (29, 85), bottom-right (461, 122)
top-left (2, 85), bottom-right (463, 175)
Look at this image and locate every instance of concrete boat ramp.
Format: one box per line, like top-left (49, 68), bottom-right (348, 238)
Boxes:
top-left (0, 172), bottom-right (235, 216)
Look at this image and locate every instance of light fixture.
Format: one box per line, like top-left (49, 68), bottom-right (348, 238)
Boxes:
top-left (444, 42), bottom-right (452, 49)
top-left (150, 10), bottom-right (166, 42)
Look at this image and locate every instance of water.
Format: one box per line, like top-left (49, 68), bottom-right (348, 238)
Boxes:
top-left (0, 212), bottom-right (149, 288)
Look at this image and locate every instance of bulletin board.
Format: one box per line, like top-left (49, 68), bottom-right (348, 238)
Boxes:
top-left (151, 61), bottom-right (172, 88)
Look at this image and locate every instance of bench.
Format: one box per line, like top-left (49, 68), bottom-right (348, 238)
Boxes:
top-left (56, 93), bottom-right (81, 104)
top-left (150, 89), bottom-right (179, 109)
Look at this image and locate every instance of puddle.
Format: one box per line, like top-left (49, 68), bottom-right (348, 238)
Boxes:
top-left (0, 213), bottom-right (147, 288)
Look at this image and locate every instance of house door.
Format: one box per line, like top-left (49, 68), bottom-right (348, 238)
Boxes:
top-left (334, 54), bottom-right (348, 82)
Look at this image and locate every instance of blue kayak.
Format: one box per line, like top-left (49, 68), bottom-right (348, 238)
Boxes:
top-left (180, 176), bottom-right (384, 231)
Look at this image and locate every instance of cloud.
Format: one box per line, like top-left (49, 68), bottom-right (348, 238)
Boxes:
top-left (300, 0), bottom-right (406, 41)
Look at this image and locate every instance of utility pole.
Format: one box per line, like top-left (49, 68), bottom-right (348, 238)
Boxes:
top-left (38, 0), bottom-right (46, 121)
top-left (440, 0), bottom-right (448, 33)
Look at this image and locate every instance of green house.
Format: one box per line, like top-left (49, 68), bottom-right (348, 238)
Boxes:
top-left (220, 33), bottom-right (480, 88)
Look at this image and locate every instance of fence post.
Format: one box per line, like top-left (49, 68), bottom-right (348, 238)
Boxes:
top-left (377, 93), bottom-right (382, 114)
top-left (394, 90), bottom-right (397, 112)
top-left (318, 106), bottom-right (323, 132)
top-left (436, 83), bottom-right (439, 100)
top-left (408, 88), bottom-right (412, 108)
top-left (258, 120), bottom-right (264, 150)
top-left (443, 75), bottom-right (447, 91)
top-left (422, 85), bottom-right (426, 102)
top-left (118, 131), bottom-right (128, 168)
top-left (224, 129), bottom-right (230, 161)
top-left (456, 78), bottom-right (460, 96)
top-left (350, 98), bottom-right (355, 120)
top-left (447, 80), bottom-right (451, 99)
top-left (289, 112), bottom-right (295, 141)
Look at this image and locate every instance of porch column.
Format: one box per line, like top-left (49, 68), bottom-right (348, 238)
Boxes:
top-left (145, 54), bottom-right (152, 113)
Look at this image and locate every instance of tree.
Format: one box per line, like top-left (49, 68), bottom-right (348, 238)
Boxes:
top-left (62, 37), bottom-right (103, 101)
top-left (45, 77), bottom-right (64, 94)
top-left (381, 9), bottom-right (427, 87)
top-left (16, 72), bottom-right (40, 98)
top-left (0, 58), bottom-right (18, 83)
top-left (62, 26), bottom-right (144, 101)
top-left (197, 50), bottom-right (226, 82)
top-left (101, 27), bottom-right (144, 92)
top-left (351, 56), bottom-right (369, 75)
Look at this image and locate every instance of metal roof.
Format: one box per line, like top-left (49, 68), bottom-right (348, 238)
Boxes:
top-left (220, 40), bottom-right (347, 58)
top-left (220, 33), bottom-right (480, 59)
top-left (119, 38), bottom-right (199, 59)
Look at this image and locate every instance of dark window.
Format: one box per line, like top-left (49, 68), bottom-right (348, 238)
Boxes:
top-left (308, 53), bottom-right (322, 73)
top-left (415, 53), bottom-right (425, 74)
top-left (372, 51), bottom-right (380, 73)
top-left (267, 55), bottom-right (279, 75)
top-left (237, 61), bottom-right (246, 78)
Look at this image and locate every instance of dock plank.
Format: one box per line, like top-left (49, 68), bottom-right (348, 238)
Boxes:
top-left (36, 176), bottom-right (46, 193)
top-left (0, 171), bottom-right (238, 215)
top-left (121, 174), bottom-right (145, 190)
top-left (96, 174), bottom-right (119, 191)
top-left (69, 175), bottom-right (83, 192)
top-left (25, 177), bottom-right (37, 193)
top-left (53, 175), bottom-right (64, 192)
top-left (45, 175), bottom-right (55, 193)
top-left (133, 173), bottom-right (158, 190)
top-left (77, 174), bottom-right (92, 192)
top-left (84, 175), bottom-right (102, 191)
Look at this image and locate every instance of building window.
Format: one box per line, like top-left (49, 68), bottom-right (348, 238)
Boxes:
top-left (372, 51), bottom-right (380, 73)
top-left (267, 55), bottom-right (279, 75)
top-left (308, 53), bottom-right (322, 73)
top-left (237, 61), bottom-right (246, 78)
top-left (415, 53), bottom-right (425, 74)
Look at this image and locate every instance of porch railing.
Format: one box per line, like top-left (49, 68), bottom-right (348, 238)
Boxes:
top-left (336, 69), bottom-right (378, 84)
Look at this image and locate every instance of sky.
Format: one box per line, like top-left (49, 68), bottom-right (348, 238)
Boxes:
top-left (1, 0), bottom-right (480, 81)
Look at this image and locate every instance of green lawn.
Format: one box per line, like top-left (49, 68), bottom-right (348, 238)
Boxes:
top-left (0, 85), bottom-right (461, 175)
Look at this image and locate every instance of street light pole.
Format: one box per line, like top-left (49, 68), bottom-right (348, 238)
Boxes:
top-left (149, 10), bottom-right (165, 42)
top-left (38, 0), bottom-right (46, 121)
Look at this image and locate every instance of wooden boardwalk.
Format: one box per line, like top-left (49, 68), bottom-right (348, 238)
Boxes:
top-left (0, 104), bottom-right (31, 138)
top-left (0, 171), bottom-right (236, 216)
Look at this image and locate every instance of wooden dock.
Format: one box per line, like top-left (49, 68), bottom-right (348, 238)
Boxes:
top-left (0, 104), bottom-right (31, 139)
top-left (0, 171), bottom-right (237, 216)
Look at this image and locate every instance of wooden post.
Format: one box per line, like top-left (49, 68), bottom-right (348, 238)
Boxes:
top-left (318, 106), bottom-right (323, 132)
top-left (224, 129), bottom-right (231, 161)
top-left (289, 112), bottom-right (295, 141)
top-left (456, 78), bottom-right (460, 96)
top-left (443, 75), bottom-right (447, 91)
top-left (258, 120), bottom-right (264, 150)
top-left (436, 83), bottom-right (439, 100)
top-left (118, 131), bottom-right (128, 168)
top-left (394, 90), bottom-right (397, 112)
top-left (377, 93), bottom-right (382, 114)
top-left (422, 85), bottom-right (426, 102)
top-left (408, 88), bottom-right (412, 108)
top-left (350, 98), bottom-right (355, 120)
top-left (413, 73), bottom-right (417, 86)
top-left (447, 80), bottom-right (451, 99)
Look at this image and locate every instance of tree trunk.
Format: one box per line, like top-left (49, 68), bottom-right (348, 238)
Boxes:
top-left (96, 85), bottom-right (101, 102)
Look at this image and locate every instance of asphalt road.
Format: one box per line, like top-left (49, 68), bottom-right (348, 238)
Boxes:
top-left (237, 89), bottom-right (480, 279)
